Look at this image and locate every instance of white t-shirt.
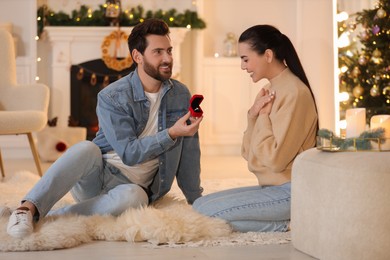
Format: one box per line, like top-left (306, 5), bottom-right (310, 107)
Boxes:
top-left (103, 89), bottom-right (162, 188)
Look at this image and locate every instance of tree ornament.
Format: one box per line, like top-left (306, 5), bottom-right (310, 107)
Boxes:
top-left (370, 85), bottom-right (380, 97)
top-left (372, 48), bottom-right (382, 58)
top-left (352, 66), bottom-right (361, 77)
top-left (383, 86), bottom-right (390, 99)
top-left (360, 30), bottom-right (369, 40)
top-left (358, 55), bottom-right (368, 65)
top-left (371, 48), bottom-right (383, 64)
top-left (353, 84), bottom-right (364, 98)
top-left (376, 8), bottom-right (387, 19)
top-left (348, 22), bottom-right (356, 31)
top-left (372, 25), bottom-right (380, 35)
top-left (340, 80), bottom-right (347, 89)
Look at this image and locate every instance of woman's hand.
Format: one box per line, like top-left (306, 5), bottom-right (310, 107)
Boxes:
top-left (248, 88), bottom-right (275, 117)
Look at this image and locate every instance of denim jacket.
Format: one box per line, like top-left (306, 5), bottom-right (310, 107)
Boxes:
top-left (93, 70), bottom-right (203, 204)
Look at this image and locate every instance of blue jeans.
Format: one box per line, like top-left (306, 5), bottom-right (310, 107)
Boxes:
top-left (23, 141), bottom-right (148, 220)
top-left (192, 182), bottom-right (291, 232)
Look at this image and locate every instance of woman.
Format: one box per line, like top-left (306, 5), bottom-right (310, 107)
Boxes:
top-left (193, 25), bottom-right (318, 232)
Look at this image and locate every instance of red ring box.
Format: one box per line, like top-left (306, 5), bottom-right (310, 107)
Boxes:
top-left (189, 94), bottom-right (203, 117)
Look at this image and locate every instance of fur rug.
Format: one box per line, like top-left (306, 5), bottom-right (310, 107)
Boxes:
top-left (0, 171), bottom-right (291, 251)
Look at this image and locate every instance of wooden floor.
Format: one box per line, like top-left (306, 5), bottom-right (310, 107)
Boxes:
top-left (2, 241), bottom-right (315, 260)
top-left (1, 155), bottom-right (315, 260)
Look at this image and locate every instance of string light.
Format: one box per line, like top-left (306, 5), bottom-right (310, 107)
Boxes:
top-left (37, 5), bottom-right (206, 36)
top-left (336, 11), bottom-right (349, 22)
top-left (340, 66), bottom-right (348, 73)
top-left (338, 92), bottom-right (350, 102)
top-left (339, 120), bottom-right (347, 130)
top-left (338, 32), bottom-right (351, 48)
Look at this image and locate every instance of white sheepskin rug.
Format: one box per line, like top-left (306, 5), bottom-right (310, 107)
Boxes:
top-left (0, 171), bottom-right (290, 251)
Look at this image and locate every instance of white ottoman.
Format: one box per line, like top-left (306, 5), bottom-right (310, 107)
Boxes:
top-left (291, 148), bottom-right (390, 260)
top-left (37, 126), bottom-right (87, 162)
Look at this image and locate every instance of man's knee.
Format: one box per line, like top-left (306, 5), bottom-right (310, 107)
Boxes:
top-left (108, 184), bottom-right (149, 214)
top-left (70, 141), bottom-right (101, 156)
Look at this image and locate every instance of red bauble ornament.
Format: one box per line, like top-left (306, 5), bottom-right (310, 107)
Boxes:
top-left (56, 142), bottom-right (67, 152)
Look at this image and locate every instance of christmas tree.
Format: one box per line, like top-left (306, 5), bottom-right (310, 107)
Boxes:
top-left (338, 0), bottom-right (390, 123)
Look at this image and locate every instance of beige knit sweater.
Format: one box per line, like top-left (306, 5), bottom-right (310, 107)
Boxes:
top-left (241, 68), bottom-right (318, 186)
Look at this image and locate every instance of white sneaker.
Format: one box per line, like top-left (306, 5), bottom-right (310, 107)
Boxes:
top-left (7, 208), bottom-right (34, 238)
top-left (0, 206), bottom-right (11, 218)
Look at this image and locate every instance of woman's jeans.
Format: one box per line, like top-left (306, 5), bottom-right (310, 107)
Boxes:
top-left (192, 182), bottom-right (291, 232)
top-left (23, 141), bottom-right (148, 220)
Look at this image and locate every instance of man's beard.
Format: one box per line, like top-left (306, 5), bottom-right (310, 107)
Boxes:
top-left (143, 59), bottom-right (173, 81)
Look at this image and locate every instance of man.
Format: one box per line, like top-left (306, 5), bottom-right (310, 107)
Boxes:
top-left (5, 18), bottom-right (203, 239)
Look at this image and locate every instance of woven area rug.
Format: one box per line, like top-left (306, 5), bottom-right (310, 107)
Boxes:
top-left (0, 171), bottom-right (291, 251)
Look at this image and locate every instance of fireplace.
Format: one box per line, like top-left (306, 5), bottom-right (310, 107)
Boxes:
top-left (44, 26), bottom-right (189, 128)
top-left (70, 59), bottom-right (135, 140)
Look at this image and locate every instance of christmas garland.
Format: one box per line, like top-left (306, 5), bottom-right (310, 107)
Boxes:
top-left (317, 128), bottom-right (385, 150)
top-left (37, 5), bottom-right (206, 37)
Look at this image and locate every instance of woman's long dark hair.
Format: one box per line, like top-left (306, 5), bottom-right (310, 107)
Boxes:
top-left (239, 24), bottom-right (319, 131)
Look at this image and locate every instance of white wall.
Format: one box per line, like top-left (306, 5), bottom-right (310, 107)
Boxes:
top-left (0, 0), bottom-right (37, 84)
top-left (338, 0), bottom-right (375, 13)
top-left (201, 0), bottom-right (301, 57)
top-left (297, 0), bottom-right (337, 132)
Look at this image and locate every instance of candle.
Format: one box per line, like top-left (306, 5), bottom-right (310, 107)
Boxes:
top-left (346, 108), bottom-right (366, 138)
top-left (370, 114), bottom-right (390, 150)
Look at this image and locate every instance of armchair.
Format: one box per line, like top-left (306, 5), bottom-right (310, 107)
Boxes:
top-left (0, 29), bottom-right (50, 177)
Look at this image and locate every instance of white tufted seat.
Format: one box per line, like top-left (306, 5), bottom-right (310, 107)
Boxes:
top-left (291, 148), bottom-right (390, 260)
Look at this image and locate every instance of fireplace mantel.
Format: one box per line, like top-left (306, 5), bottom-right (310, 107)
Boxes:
top-left (44, 26), bottom-right (189, 127)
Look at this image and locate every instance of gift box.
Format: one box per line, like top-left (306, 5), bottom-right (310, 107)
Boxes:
top-left (189, 94), bottom-right (203, 117)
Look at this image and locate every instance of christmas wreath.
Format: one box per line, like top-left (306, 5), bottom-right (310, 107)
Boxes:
top-left (101, 29), bottom-right (133, 71)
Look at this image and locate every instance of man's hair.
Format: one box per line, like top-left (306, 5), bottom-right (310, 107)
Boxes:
top-left (128, 18), bottom-right (170, 61)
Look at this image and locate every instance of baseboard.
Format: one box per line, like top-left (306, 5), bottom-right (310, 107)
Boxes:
top-left (0, 135), bottom-right (32, 159)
